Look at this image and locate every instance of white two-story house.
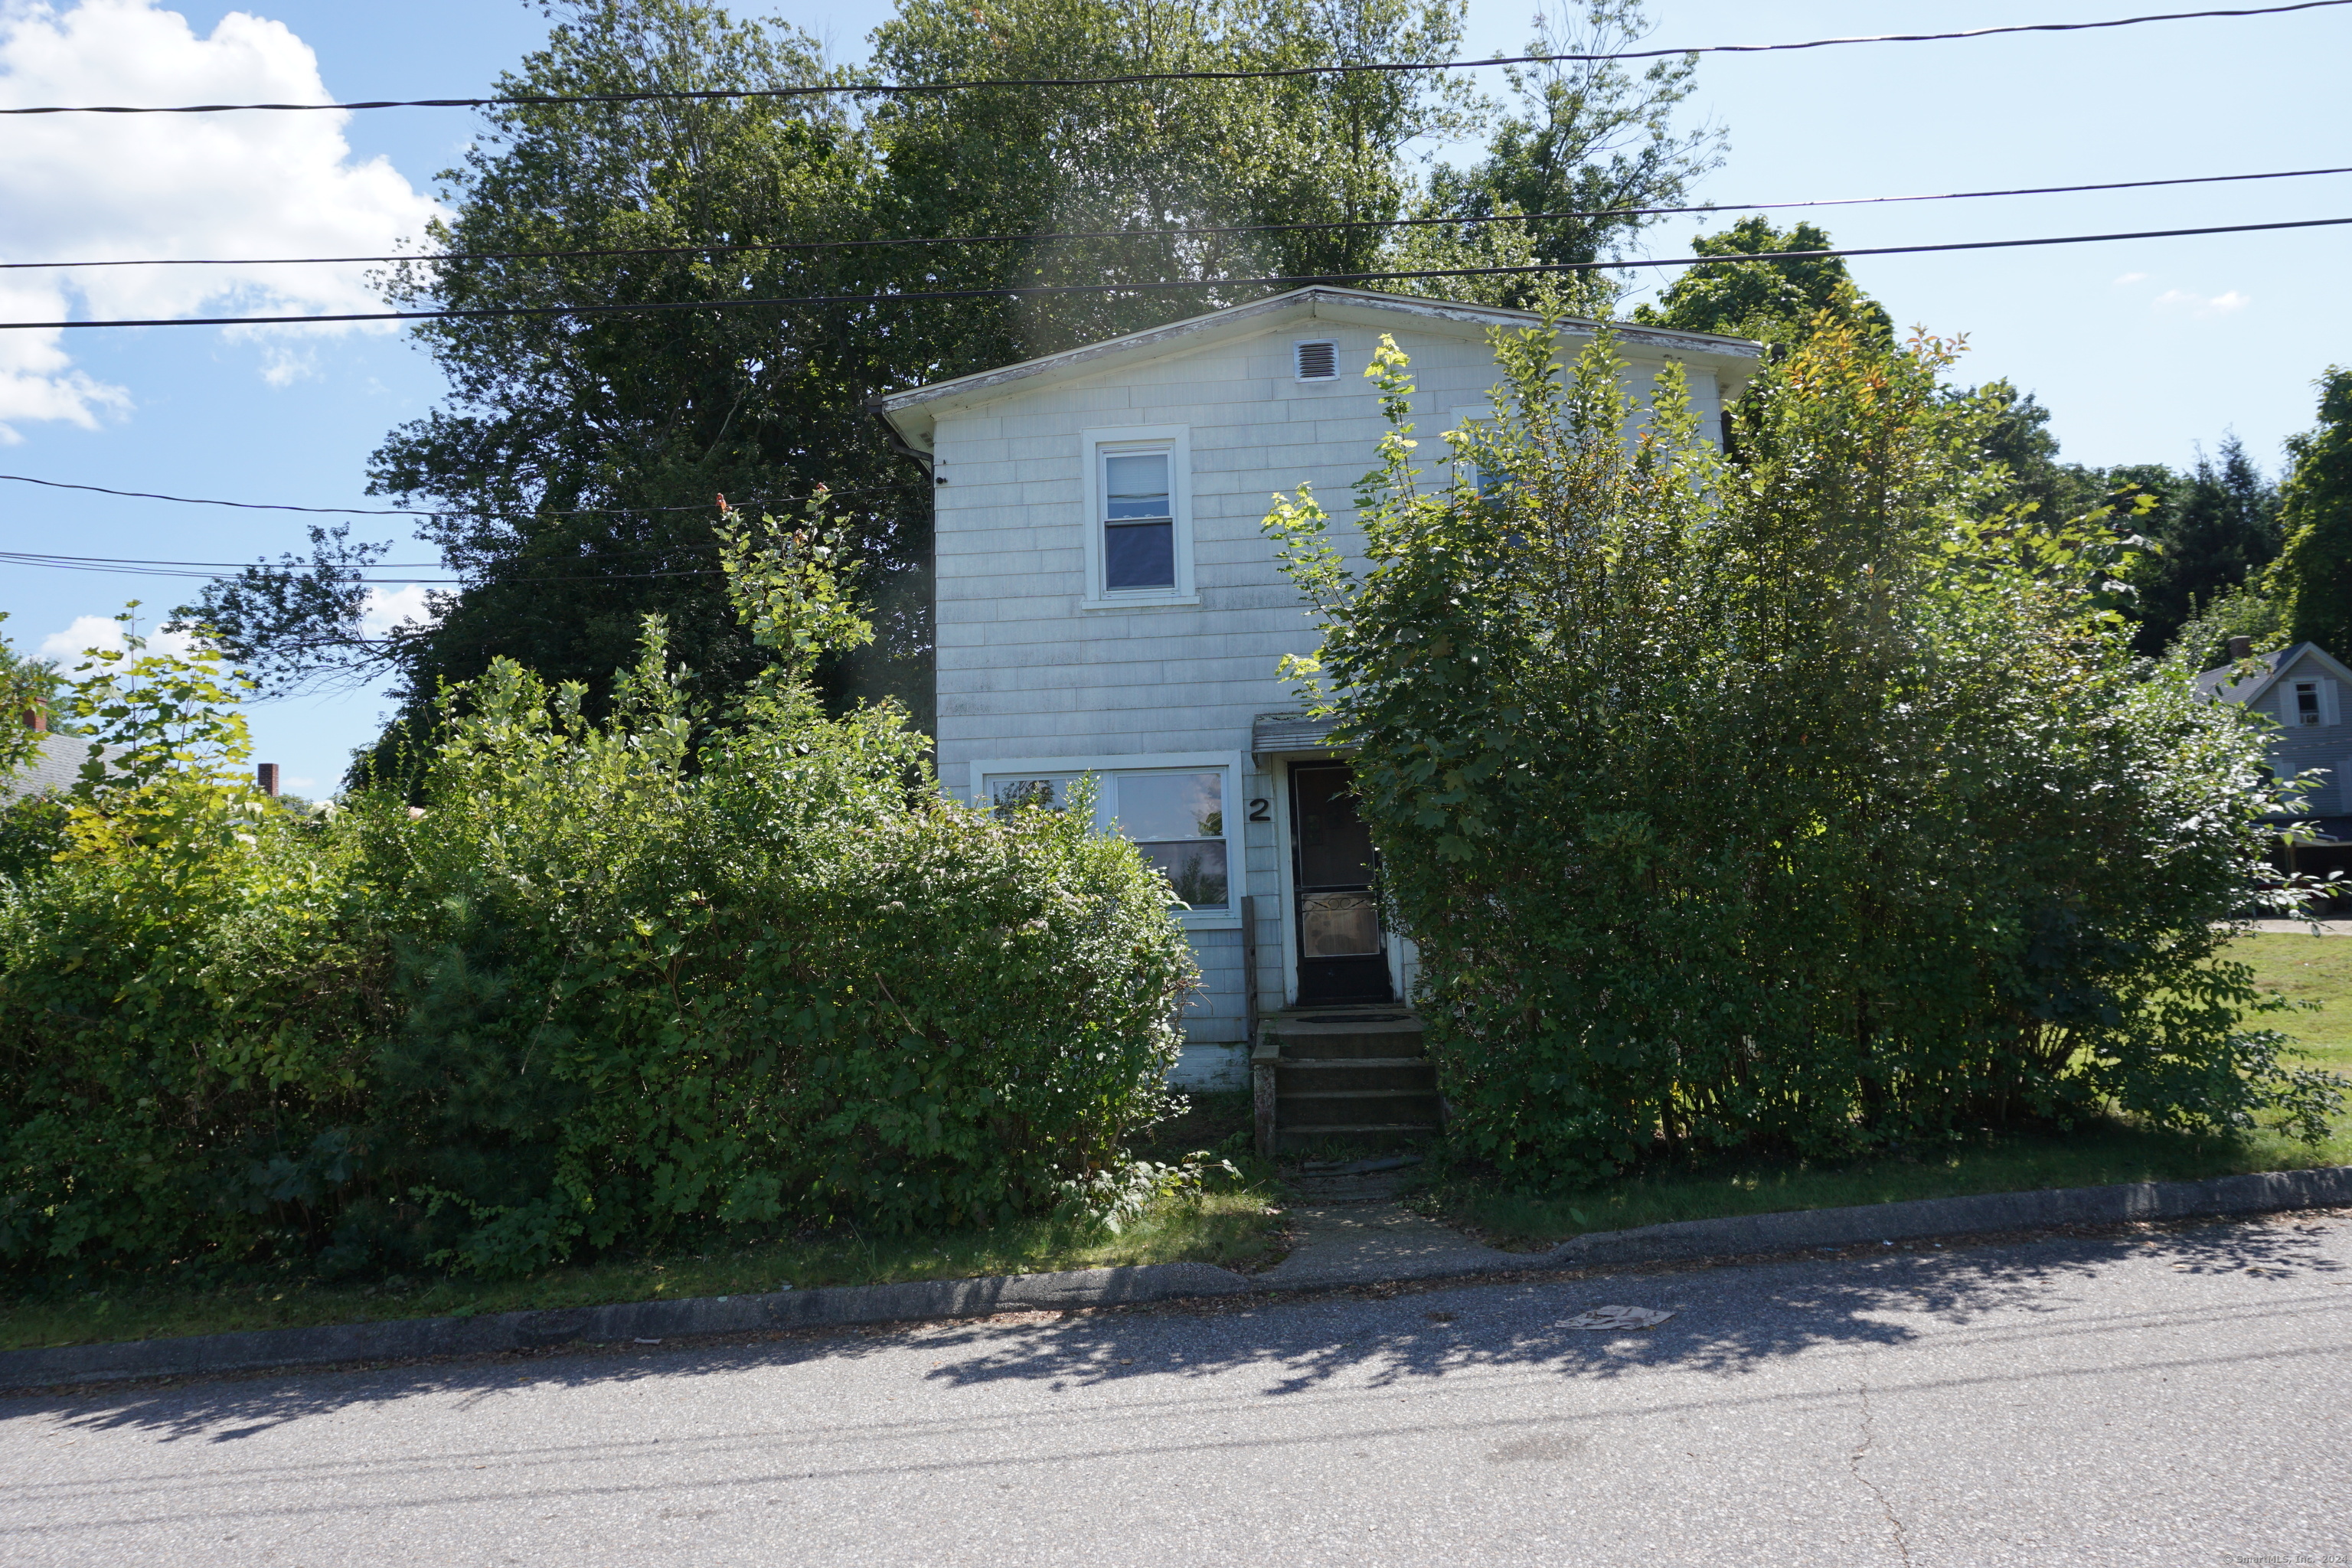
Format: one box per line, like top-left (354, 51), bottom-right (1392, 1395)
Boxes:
top-left (2198, 638), bottom-right (2352, 891)
top-left (876, 286), bottom-right (1765, 1087)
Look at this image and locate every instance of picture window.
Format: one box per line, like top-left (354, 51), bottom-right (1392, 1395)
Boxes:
top-left (979, 761), bottom-right (1235, 914)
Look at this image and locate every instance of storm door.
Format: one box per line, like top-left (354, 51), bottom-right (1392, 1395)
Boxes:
top-left (1289, 763), bottom-right (1393, 1006)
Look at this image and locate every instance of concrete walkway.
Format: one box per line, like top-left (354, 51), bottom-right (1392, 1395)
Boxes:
top-left (2241, 917), bottom-right (2352, 934)
top-left (1257, 1201), bottom-right (1526, 1289)
top-left (1259, 1158), bottom-right (1534, 1289)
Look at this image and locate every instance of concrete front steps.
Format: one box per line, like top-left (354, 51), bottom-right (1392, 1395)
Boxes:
top-left (1251, 1008), bottom-right (1441, 1155)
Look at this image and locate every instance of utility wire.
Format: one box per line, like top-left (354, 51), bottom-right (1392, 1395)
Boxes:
top-left (0, 2), bottom-right (2341, 115)
top-left (8, 163), bottom-right (2348, 273)
top-left (6, 217), bottom-right (2347, 332)
top-left (0, 549), bottom-right (716, 584)
top-left (0, 471), bottom-right (910, 516)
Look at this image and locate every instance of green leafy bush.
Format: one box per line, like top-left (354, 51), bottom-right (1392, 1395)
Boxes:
top-left (0, 523), bottom-right (1193, 1280)
top-left (1267, 317), bottom-right (2337, 1187)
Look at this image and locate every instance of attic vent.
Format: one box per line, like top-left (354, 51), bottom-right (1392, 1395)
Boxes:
top-left (1295, 340), bottom-right (1338, 381)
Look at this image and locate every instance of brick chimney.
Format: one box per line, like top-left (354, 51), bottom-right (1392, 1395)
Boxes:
top-left (2227, 636), bottom-right (2254, 661)
top-left (20, 705), bottom-right (44, 733)
top-left (256, 762), bottom-right (279, 797)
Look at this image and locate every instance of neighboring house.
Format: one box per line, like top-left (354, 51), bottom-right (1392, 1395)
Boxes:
top-left (876, 286), bottom-right (1764, 1087)
top-left (2198, 641), bottom-right (2352, 883)
top-left (0, 727), bottom-right (94, 803)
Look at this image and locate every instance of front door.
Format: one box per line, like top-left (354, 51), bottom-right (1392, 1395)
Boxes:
top-left (1289, 762), bottom-right (1393, 1006)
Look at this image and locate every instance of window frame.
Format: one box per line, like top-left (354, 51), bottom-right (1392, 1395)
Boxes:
top-left (969, 751), bottom-right (1244, 929)
top-left (2289, 678), bottom-right (2338, 727)
top-left (1079, 426), bottom-right (1196, 610)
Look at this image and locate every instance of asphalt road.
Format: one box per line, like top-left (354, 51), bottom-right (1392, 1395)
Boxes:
top-left (5, 1215), bottom-right (2350, 1566)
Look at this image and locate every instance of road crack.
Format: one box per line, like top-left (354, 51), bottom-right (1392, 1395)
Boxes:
top-left (1850, 1380), bottom-right (1913, 1567)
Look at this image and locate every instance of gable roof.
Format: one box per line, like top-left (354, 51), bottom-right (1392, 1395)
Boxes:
top-left (872, 286), bottom-right (1767, 455)
top-left (2196, 641), bottom-right (2352, 705)
top-left (1, 732), bottom-right (95, 802)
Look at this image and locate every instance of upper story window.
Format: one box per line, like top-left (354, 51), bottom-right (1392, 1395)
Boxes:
top-left (1081, 426), bottom-right (1195, 609)
top-left (1295, 340), bottom-right (1339, 381)
top-left (1102, 450), bottom-right (1174, 590)
top-left (2295, 681), bottom-right (2324, 726)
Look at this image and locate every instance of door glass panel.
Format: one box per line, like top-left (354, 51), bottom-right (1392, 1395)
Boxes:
top-left (1301, 891), bottom-right (1380, 956)
top-left (1293, 766), bottom-right (1374, 887)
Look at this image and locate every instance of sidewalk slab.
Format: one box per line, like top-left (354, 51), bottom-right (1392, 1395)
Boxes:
top-left (1256, 1203), bottom-right (1521, 1288)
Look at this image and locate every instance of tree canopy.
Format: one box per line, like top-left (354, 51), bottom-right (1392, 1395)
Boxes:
top-left (180, 0), bottom-right (1730, 764)
top-left (2273, 366), bottom-right (2352, 656)
top-left (1629, 216), bottom-right (1890, 342)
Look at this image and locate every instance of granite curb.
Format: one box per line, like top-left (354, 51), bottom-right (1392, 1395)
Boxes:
top-left (8, 1165), bottom-right (2350, 1391)
top-left (0, 1261), bottom-right (1253, 1391)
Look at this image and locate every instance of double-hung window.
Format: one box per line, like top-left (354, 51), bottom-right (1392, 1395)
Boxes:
top-left (975, 753), bottom-right (1240, 923)
top-left (1102, 451), bottom-right (1174, 590)
top-left (1082, 427), bottom-right (1194, 607)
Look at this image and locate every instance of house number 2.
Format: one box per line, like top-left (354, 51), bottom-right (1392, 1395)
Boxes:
top-left (1247, 798), bottom-right (1271, 822)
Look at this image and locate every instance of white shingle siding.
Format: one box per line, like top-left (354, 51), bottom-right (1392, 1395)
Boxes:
top-left (2266, 652), bottom-right (2350, 813)
top-left (885, 289), bottom-right (1762, 1079)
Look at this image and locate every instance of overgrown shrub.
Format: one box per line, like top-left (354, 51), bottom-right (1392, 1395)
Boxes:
top-left (0, 523), bottom-right (1194, 1279)
top-left (1267, 318), bottom-right (2337, 1187)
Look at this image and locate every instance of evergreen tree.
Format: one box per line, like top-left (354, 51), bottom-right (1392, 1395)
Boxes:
top-left (2130, 436), bottom-right (2282, 657)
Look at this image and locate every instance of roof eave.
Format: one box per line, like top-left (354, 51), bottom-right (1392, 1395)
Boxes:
top-left (874, 286), bottom-right (1766, 445)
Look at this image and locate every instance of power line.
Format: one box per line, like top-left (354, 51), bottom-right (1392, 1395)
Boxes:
top-left (8, 163), bottom-right (2349, 273)
top-left (0, 472), bottom-right (911, 516)
top-left (0, 549), bottom-right (718, 584)
top-left (1, 2), bottom-right (2341, 115)
top-left (5, 216), bottom-right (2347, 332)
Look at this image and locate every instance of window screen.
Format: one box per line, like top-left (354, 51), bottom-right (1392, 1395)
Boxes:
top-left (1102, 450), bottom-right (1174, 590)
top-left (1295, 340), bottom-right (1338, 381)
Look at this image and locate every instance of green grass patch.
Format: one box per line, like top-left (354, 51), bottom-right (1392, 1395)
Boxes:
top-left (0, 1092), bottom-right (1282, 1354)
top-left (1426, 932), bottom-right (2352, 1251)
top-left (2231, 930), bottom-right (2352, 1071)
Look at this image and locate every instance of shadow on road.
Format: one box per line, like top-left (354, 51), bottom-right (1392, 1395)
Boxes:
top-left (5, 1215), bottom-right (2340, 1447)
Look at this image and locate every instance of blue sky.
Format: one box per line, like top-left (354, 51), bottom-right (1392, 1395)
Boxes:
top-left (2, 0), bottom-right (2346, 791)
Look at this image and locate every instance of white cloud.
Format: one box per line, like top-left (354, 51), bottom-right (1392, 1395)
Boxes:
top-left (0, 0), bottom-right (443, 436)
top-left (2113, 272), bottom-right (2148, 286)
top-left (39, 611), bottom-right (198, 662)
top-left (358, 583), bottom-right (433, 637)
top-left (2154, 287), bottom-right (2252, 318)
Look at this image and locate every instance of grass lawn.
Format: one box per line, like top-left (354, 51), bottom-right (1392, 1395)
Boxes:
top-left (2233, 929), bottom-right (2352, 1072)
top-left (1424, 931), bottom-right (2352, 1251)
top-left (0, 1093), bottom-right (1283, 1354)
